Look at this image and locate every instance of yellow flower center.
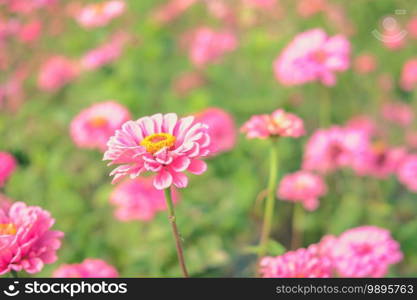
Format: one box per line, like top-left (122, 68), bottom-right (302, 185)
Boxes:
top-left (0, 223), bottom-right (17, 235)
top-left (140, 133), bottom-right (176, 154)
top-left (89, 116), bottom-right (108, 128)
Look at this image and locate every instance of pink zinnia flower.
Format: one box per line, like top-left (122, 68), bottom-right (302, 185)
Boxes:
top-left (18, 20), bottom-right (42, 43)
top-left (194, 108), bottom-right (237, 155)
top-left (172, 71), bottom-right (206, 96)
top-left (381, 101), bottom-right (414, 127)
top-left (277, 170), bottom-right (327, 211)
top-left (346, 115), bottom-right (377, 137)
top-left (37, 56), bottom-right (79, 92)
top-left (81, 33), bottom-right (129, 70)
top-left (355, 143), bottom-right (407, 178)
top-left (241, 109), bottom-right (305, 139)
top-left (329, 226), bottom-right (402, 277)
top-left (400, 59), bottom-right (417, 91)
top-left (297, 0), bottom-right (327, 18)
top-left (53, 259), bottom-right (118, 278)
top-left (0, 152), bottom-right (17, 187)
top-left (0, 201), bottom-right (64, 275)
top-left (103, 113), bottom-right (210, 190)
top-left (353, 53), bottom-right (377, 74)
top-left (408, 17), bottom-right (417, 39)
top-left (302, 126), bottom-right (369, 173)
top-left (70, 101), bottom-right (131, 152)
top-left (187, 27), bottom-right (237, 67)
top-left (152, 0), bottom-right (197, 25)
top-left (397, 154), bottom-right (417, 192)
top-left (259, 245), bottom-right (333, 278)
top-left (75, 1), bottom-right (125, 28)
top-left (274, 28), bottom-right (350, 86)
top-left (110, 177), bottom-right (179, 222)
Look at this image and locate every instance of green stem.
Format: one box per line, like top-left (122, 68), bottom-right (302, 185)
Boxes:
top-left (291, 204), bottom-right (303, 250)
top-left (319, 86), bottom-right (331, 127)
top-left (258, 139), bottom-right (279, 258)
top-left (164, 188), bottom-right (189, 278)
top-left (10, 270), bottom-right (18, 278)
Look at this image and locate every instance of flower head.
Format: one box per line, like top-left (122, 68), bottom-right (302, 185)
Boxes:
top-left (110, 177), bottom-right (179, 222)
top-left (104, 113), bottom-right (210, 190)
top-left (259, 245), bottom-right (333, 278)
top-left (75, 0), bottom-right (125, 28)
top-left (241, 109), bottom-right (305, 139)
top-left (0, 152), bottom-right (17, 187)
top-left (400, 59), bottom-right (417, 91)
top-left (194, 108), bottom-right (237, 155)
top-left (329, 226), bottom-right (402, 277)
top-left (397, 154), bottom-right (417, 192)
top-left (277, 170), bottom-right (327, 211)
top-left (274, 28), bottom-right (350, 86)
top-left (70, 101), bottom-right (131, 152)
top-left (53, 259), bottom-right (118, 278)
top-left (0, 200), bottom-right (64, 275)
top-left (381, 101), bottom-right (414, 127)
top-left (37, 56), bottom-right (79, 92)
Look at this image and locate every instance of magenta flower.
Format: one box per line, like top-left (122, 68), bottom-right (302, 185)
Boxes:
top-left (353, 53), bottom-right (377, 74)
top-left (75, 0), bottom-right (125, 29)
top-left (0, 200), bottom-right (64, 275)
top-left (329, 226), bottom-right (402, 277)
top-left (103, 113), bottom-right (210, 190)
top-left (381, 101), bottom-right (414, 127)
top-left (194, 107), bottom-right (237, 155)
top-left (400, 59), bottom-right (417, 91)
top-left (302, 126), bottom-right (369, 173)
top-left (186, 27), bottom-right (237, 67)
top-left (259, 245), bottom-right (333, 278)
top-left (53, 259), bottom-right (118, 278)
top-left (274, 28), bottom-right (350, 86)
top-left (152, 0), bottom-right (197, 25)
top-left (241, 109), bottom-right (305, 139)
top-left (70, 101), bottom-right (131, 152)
top-left (397, 154), bottom-right (417, 192)
top-left (277, 170), bottom-right (327, 211)
top-left (81, 33), bottom-right (129, 70)
top-left (0, 151), bottom-right (17, 187)
top-left (37, 56), bottom-right (79, 92)
top-left (110, 177), bottom-right (180, 222)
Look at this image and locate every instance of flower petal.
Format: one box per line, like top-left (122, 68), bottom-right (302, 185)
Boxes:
top-left (153, 169), bottom-right (173, 190)
top-left (188, 159), bottom-right (207, 175)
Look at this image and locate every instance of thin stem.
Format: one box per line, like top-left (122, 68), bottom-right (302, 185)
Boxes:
top-left (164, 188), bottom-right (189, 278)
top-left (319, 86), bottom-right (331, 127)
top-left (10, 270), bottom-right (18, 278)
top-left (291, 204), bottom-right (303, 250)
top-left (258, 139), bottom-right (279, 258)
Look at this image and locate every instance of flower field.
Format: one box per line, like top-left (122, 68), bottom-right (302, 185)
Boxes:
top-left (1, 0), bottom-right (417, 278)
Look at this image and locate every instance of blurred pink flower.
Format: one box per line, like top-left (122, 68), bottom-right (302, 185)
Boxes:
top-left (37, 56), bottom-right (79, 92)
top-left (7, 0), bottom-right (57, 14)
top-left (241, 109), bottom-right (305, 139)
top-left (346, 115), bottom-right (377, 137)
top-left (378, 73), bottom-right (394, 92)
top-left (70, 101), bottom-right (131, 152)
top-left (194, 108), bottom-right (237, 155)
top-left (382, 27), bottom-right (406, 51)
top-left (406, 131), bottom-right (417, 149)
top-left (259, 245), bottom-right (333, 278)
top-left (400, 59), bottom-right (417, 91)
top-left (303, 126), bottom-right (369, 173)
top-left (277, 170), bottom-right (327, 211)
top-left (397, 154), bottom-right (417, 192)
top-left (274, 28), bottom-right (350, 86)
top-left (381, 101), bottom-right (414, 127)
top-left (353, 53), bottom-right (377, 74)
top-left (187, 27), bottom-right (237, 67)
top-left (53, 259), bottom-right (118, 278)
top-left (172, 71), bottom-right (206, 96)
top-left (0, 201), bottom-right (63, 275)
top-left (152, 0), bottom-right (197, 25)
top-left (245, 0), bottom-right (277, 9)
top-left (297, 0), bottom-right (327, 18)
top-left (75, 0), bottom-right (125, 28)
top-left (81, 33), bottom-right (129, 70)
top-left (329, 226), bottom-right (402, 277)
top-left (354, 143), bottom-right (407, 178)
top-left (18, 20), bottom-right (42, 43)
top-left (407, 16), bottom-right (417, 39)
top-left (110, 177), bottom-right (179, 222)
top-left (104, 113), bottom-right (211, 189)
top-left (0, 152), bottom-right (17, 187)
